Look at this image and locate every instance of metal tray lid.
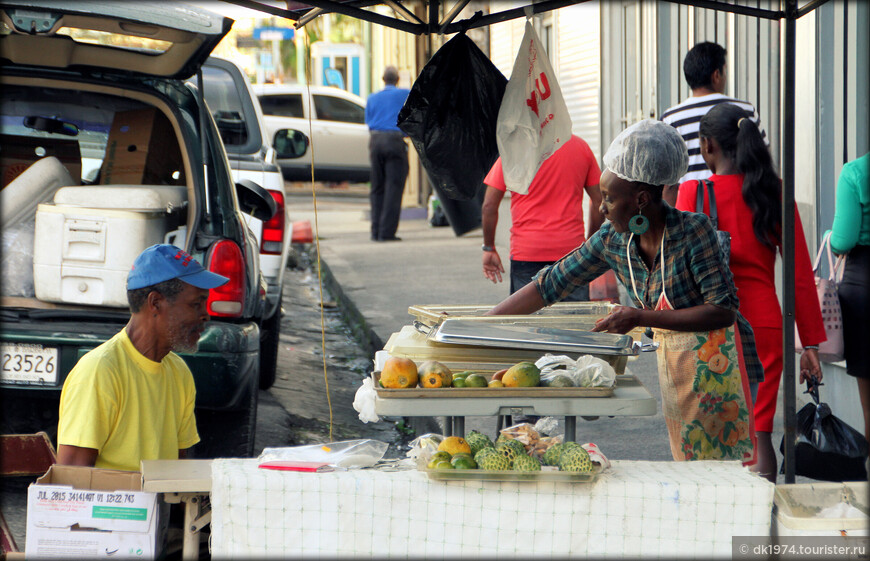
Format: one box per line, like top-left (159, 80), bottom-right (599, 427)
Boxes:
top-left (428, 318), bottom-right (638, 356)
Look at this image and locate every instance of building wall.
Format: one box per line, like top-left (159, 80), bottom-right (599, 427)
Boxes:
top-left (488, 1), bottom-right (602, 161)
top-left (601, 0), bottom-right (869, 437)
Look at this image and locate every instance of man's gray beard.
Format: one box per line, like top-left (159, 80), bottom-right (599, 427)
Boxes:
top-left (171, 339), bottom-right (199, 354)
top-left (168, 327), bottom-right (199, 354)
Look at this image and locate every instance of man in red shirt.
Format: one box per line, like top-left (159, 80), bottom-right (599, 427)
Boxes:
top-left (481, 135), bottom-right (603, 299)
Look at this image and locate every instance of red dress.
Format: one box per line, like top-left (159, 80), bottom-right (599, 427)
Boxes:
top-left (675, 175), bottom-right (826, 432)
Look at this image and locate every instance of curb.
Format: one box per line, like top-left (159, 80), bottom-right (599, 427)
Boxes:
top-left (300, 245), bottom-right (384, 360)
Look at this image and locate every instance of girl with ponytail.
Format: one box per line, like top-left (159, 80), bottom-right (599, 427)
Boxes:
top-left (675, 102), bottom-right (826, 483)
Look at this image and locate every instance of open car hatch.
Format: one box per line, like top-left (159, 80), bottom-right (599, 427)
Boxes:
top-left (0, 1), bottom-right (232, 79)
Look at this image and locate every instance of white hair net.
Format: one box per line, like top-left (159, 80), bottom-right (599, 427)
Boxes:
top-left (602, 119), bottom-right (688, 186)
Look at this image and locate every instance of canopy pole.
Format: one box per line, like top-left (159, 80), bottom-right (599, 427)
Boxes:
top-left (781, 0), bottom-right (798, 484)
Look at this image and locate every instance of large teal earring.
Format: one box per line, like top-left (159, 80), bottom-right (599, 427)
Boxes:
top-left (629, 212), bottom-right (649, 235)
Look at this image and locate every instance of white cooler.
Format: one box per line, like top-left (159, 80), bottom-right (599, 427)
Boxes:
top-left (34, 185), bottom-right (187, 307)
top-left (772, 482), bottom-right (869, 538)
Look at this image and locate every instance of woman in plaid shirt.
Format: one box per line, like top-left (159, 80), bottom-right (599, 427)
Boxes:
top-left (489, 120), bottom-right (761, 463)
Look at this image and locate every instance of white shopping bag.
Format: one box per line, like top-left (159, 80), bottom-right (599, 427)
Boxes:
top-left (496, 20), bottom-right (572, 194)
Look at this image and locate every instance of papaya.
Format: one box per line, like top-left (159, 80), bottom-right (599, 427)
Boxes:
top-left (418, 360), bottom-right (453, 387)
top-left (380, 357), bottom-right (418, 388)
top-left (502, 362), bottom-right (541, 387)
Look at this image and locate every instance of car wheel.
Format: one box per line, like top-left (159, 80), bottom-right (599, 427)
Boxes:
top-left (193, 379), bottom-right (259, 458)
top-left (258, 296), bottom-right (282, 390)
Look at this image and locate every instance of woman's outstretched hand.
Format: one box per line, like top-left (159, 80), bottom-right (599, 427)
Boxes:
top-left (591, 306), bottom-right (640, 334)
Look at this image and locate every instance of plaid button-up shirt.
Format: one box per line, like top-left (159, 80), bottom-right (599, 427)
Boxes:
top-left (534, 204), bottom-right (764, 384)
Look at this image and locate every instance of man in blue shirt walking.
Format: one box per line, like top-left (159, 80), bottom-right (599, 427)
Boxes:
top-left (365, 66), bottom-right (410, 241)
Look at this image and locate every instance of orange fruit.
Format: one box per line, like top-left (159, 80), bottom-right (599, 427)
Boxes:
top-left (437, 436), bottom-right (472, 456)
top-left (720, 425), bottom-right (739, 447)
top-left (697, 342), bottom-right (719, 362)
top-left (709, 329), bottom-right (727, 347)
top-left (420, 373), bottom-right (443, 388)
top-left (718, 401), bottom-right (739, 422)
top-left (702, 415), bottom-right (726, 440)
top-left (380, 357), bottom-right (418, 388)
top-left (418, 360), bottom-right (453, 387)
top-left (707, 353), bottom-right (729, 374)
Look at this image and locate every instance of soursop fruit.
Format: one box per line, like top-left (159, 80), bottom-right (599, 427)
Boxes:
top-left (477, 450), bottom-right (511, 471)
top-left (498, 437), bottom-right (526, 457)
top-left (465, 430), bottom-right (495, 456)
top-left (495, 443), bottom-right (524, 467)
top-left (558, 445), bottom-right (594, 472)
top-left (542, 443), bottom-right (566, 466)
top-left (512, 454), bottom-right (542, 472)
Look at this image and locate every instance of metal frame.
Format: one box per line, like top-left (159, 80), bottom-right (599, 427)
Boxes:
top-left (225, 0), bottom-right (834, 483)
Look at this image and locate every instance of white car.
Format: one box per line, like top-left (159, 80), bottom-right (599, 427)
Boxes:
top-left (197, 57), bottom-right (291, 390)
top-left (253, 84), bottom-right (371, 183)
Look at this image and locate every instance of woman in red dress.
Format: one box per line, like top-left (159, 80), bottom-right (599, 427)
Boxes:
top-left (675, 102), bottom-right (825, 482)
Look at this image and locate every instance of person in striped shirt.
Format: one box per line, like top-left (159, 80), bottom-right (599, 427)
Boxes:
top-left (661, 42), bottom-right (766, 206)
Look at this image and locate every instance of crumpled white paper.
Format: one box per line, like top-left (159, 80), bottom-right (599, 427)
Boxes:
top-left (353, 377), bottom-right (380, 423)
top-left (535, 354), bottom-right (617, 388)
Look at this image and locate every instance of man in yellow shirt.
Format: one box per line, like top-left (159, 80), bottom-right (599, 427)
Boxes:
top-left (57, 244), bottom-right (228, 472)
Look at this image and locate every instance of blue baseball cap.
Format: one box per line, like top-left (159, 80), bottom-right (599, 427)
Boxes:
top-left (127, 244), bottom-right (229, 290)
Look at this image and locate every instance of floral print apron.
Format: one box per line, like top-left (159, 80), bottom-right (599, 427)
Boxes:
top-left (628, 229), bottom-right (757, 464)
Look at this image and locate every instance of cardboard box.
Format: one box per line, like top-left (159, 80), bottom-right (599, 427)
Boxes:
top-left (0, 134), bottom-right (82, 187)
top-left (99, 108), bottom-right (184, 185)
top-left (25, 465), bottom-right (163, 559)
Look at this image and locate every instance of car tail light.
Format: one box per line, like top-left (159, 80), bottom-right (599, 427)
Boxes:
top-left (206, 240), bottom-right (245, 317)
top-left (260, 189), bottom-right (285, 255)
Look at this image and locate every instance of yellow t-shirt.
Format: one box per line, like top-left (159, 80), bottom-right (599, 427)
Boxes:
top-left (58, 328), bottom-right (200, 472)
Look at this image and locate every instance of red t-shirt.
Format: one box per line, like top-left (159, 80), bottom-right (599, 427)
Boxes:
top-left (484, 135), bottom-right (601, 262)
top-left (675, 174), bottom-right (825, 345)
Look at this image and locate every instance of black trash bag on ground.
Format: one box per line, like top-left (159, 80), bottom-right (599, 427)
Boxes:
top-left (780, 380), bottom-right (868, 481)
top-left (397, 32), bottom-right (507, 202)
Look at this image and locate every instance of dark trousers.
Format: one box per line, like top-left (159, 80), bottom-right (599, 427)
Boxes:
top-left (509, 259), bottom-right (590, 301)
top-left (368, 132), bottom-right (409, 240)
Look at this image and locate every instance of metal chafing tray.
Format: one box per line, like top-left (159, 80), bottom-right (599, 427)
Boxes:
top-left (427, 318), bottom-right (639, 356)
top-left (408, 302), bottom-right (645, 341)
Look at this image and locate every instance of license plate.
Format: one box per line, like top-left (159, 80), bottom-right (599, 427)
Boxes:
top-left (1, 343), bottom-right (59, 385)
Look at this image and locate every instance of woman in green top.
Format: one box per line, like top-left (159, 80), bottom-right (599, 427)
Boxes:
top-left (831, 152), bottom-right (870, 447)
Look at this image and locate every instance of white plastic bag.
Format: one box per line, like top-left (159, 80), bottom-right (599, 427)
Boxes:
top-left (535, 354), bottom-right (617, 388)
top-left (353, 377), bottom-right (380, 423)
top-left (496, 19), bottom-right (572, 194)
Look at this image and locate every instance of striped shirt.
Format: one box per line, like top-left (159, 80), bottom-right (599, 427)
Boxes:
top-left (533, 204), bottom-right (764, 383)
top-left (661, 93), bottom-right (766, 184)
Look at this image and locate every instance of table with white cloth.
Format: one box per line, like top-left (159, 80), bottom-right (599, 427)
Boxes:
top-left (210, 458), bottom-right (774, 558)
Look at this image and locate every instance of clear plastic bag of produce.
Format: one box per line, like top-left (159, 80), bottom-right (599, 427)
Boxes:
top-left (406, 433), bottom-right (446, 468)
top-left (535, 354), bottom-right (617, 388)
top-left (499, 422), bottom-right (564, 460)
top-left (397, 31), bottom-right (507, 202)
top-left (257, 439), bottom-right (389, 468)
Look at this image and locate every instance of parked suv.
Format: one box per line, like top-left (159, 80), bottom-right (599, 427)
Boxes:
top-left (196, 57), bottom-right (291, 390)
top-left (0, 2), bottom-right (274, 458)
top-left (253, 84), bottom-right (371, 183)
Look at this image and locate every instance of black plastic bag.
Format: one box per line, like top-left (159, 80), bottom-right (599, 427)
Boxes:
top-left (397, 32), bottom-right (507, 202)
top-left (780, 381), bottom-right (868, 481)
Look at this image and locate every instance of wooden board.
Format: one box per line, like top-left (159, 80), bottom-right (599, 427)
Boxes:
top-left (372, 371), bottom-right (614, 398)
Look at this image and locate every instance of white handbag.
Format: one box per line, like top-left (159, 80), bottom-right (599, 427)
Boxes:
top-left (797, 231), bottom-right (845, 362)
top-left (495, 20), bottom-right (572, 194)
